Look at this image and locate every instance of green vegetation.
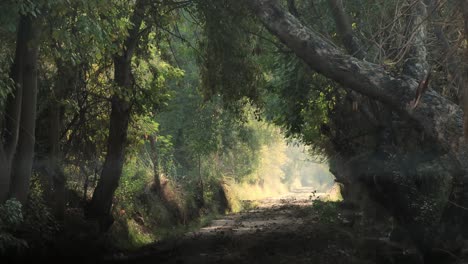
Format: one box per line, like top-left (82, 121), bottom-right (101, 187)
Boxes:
top-left (0, 199), bottom-right (26, 254)
top-left (311, 200), bottom-right (340, 224)
top-left (0, 0), bottom-right (467, 262)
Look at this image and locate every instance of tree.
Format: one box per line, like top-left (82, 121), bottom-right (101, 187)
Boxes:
top-left (86, 0), bottom-right (149, 230)
top-left (0, 14), bottom-right (41, 204)
top-left (247, 0), bottom-right (467, 257)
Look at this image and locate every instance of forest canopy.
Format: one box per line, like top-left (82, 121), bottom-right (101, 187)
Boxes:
top-left (0, 0), bottom-right (468, 263)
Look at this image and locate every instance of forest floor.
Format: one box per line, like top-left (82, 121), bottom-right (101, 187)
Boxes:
top-left (106, 187), bottom-right (399, 264)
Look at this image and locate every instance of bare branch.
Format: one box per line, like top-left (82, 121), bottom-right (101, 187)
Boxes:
top-left (401, 0), bottom-right (430, 80)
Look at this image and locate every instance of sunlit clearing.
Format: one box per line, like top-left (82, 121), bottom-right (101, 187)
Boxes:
top-left (231, 128), bottom-right (337, 203)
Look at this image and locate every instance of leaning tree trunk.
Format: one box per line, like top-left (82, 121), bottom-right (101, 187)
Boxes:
top-left (86, 0), bottom-right (147, 231)
top-left (8, 15), bottom-right (41, 204)
top-left (248, 0), bottom-right (468, 258)
top-left (248, 0), bottom-right (463, 144)
top-left (87, 94), bottom-right (131, 230)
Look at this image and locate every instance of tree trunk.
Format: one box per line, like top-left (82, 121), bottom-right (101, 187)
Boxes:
top-left (327, 0), bottom-right (365, 59)
top-left (248, 0), bottom-right (468, 257)
top-left (82, 165), bottom-right (90, 202)
top-left (459, 0), bottom-right (468, 139)
top-left (86, 0), bottom-right (147, 231)
top-left (196, 154), bottom-right (204, 209)
top-left (48, 99), bottom-right (66, 219)
top-left (248, 0), bottom-right (466, 161)
top-left (0, 148), bottom-right (8, 202)
top-left (402, 0), bottom-right (429, 80)
top-left (87, 95), bottom-right (131, 230)
top-left (0, 15), bottom-right (29, 202)
top-left (8, 15), bottom-right (41, 204)
top-left (44, 60), bottom-right (73, 220)
top-left (148, 135), bottom-right (161, 195)
top-left (286, 0), bottom-right (299, 17)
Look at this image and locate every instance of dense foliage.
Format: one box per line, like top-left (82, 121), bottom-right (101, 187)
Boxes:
top-left (0, 0), bottom-right (329, 254)
top-left (0, 0), bottom-right (467, 261)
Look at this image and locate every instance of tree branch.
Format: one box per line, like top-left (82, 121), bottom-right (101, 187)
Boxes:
top-left (327, 0), bottom-right (365, 59)
top-left (429, 0), bottom-right (461, 99)
top-left (458, 0), bottom-right (468, 139)
top-left (248, 0), bottom-right (463, 149)
top-left (401, 0), bottom-right (430, 80)
top-left (287, 0), bottom-right (299, 17)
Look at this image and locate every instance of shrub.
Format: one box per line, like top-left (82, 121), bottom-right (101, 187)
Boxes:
top-left (20, 176), bottom-right (60, 253)
top-left (0, 199), bottom-right (23, 228)
top-left (312, 200), bottom-right (340, 224)
top-left (0, 199), bottom-right (27, 254)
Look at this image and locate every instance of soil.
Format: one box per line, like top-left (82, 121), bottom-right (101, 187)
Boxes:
top-left (105, 187), bottom-right (412, 264)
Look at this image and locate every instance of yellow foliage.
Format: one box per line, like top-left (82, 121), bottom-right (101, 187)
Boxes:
top-left (230, 139), bottom-right (290, 201)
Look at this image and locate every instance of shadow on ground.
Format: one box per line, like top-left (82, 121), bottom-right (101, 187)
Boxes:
top-left (102, 187), bottom-right (424, 264)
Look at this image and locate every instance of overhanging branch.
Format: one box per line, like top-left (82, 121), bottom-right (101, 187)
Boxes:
top-left (248, 0), bottom-right (464, 149)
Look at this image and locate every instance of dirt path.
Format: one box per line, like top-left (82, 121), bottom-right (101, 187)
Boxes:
top-left (109, 188), bottom-right (376, 264)
top-left (195, 187), bottom-right (320, 237)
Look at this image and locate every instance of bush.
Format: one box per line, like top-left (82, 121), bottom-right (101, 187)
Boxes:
top-left (22, 177), bottom-right (60, 244)
top-left (0, 199), bottom-right (27, 254)
top-left (0, 178), bottom-right (61, 255)
top-left (312, 200), bottom-right (340, 224)
top-left (0, 199), bottom-right (23, 228)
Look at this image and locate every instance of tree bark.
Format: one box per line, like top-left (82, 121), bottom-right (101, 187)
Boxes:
top-left (148, 135), bottom-right (161, 195)
top-left (327, 0), bottom-right (389, 149)
top-left (44, 60), bottom-right (74, 220)
top-left (248, 0), bottom-right (468, 256)
top-left (0, 148), bottom-right (8, 202)
top-left (0, 15), bottom-right (29, 202)
top-left (48, 95), bottom-right (65, 219)
top-left (286, 0), bottom-right (299, 17)
top-left (8, 15), bottom-right (41, 204)
top-left (196, 154), bottom-right (204, 209)
top-left (87, 95), bottom-right (131, 230)
top-left (402, 0), bottom-right (429, 80)
top-left (459, 0), bottom-right (468, 139)
top-left (248, 0), bottom-right (464, 154)
top-left (86, 0), bottom-right (147, 231)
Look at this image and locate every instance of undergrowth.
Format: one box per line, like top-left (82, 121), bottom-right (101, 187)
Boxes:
top-left (312, 200), bottom-right (340, 224)
top-left (108, 160), bottom-right (233, 251)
